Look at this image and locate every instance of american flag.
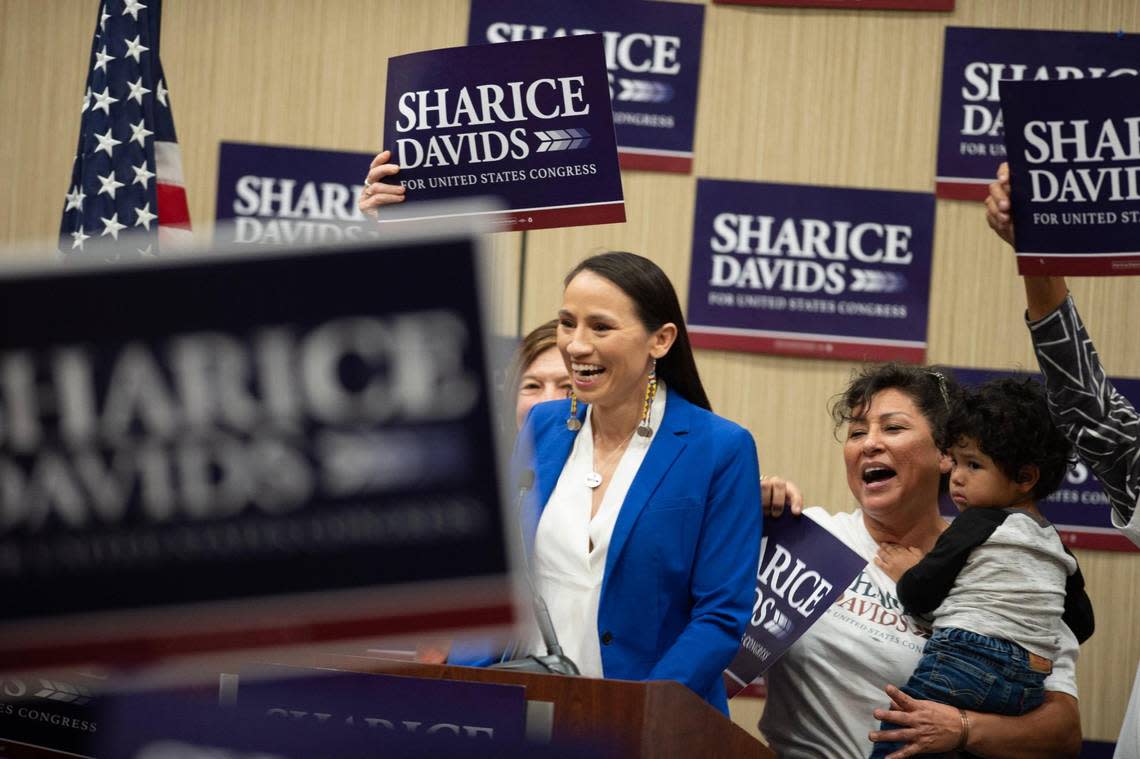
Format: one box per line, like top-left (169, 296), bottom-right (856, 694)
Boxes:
top-left (59, 0), bottom-right (191, 259)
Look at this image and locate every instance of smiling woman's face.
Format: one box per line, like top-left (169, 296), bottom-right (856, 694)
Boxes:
top-left (843, 388), bottom-right (947, 521)
top-left (557, 270), bottom-right (665, 412)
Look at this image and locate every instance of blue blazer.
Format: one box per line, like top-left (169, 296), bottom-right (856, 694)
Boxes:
top-left (463, 390), bottom-right (761, 714)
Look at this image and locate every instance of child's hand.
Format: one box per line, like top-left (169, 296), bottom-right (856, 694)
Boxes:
top-left (874, 543), bottom-right (925, 582)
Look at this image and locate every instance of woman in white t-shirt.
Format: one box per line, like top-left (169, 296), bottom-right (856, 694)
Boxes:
top-left (760, 363), bottom-right (1081, 758)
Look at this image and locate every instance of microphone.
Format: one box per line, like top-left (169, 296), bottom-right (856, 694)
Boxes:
top-left (491, 469), bottom-right (580, 676)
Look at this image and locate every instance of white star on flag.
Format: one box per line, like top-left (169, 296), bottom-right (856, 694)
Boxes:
top-left (129, 119), bottom-right (153, 147)
top-left (71, 226), bottom-right (91, 250)
top-left (65, 185), bottom-right (86, 212)
top-left (60, 0), bottom-right (192, 258)
top-left (124, 35), bottom-right (149, 63)
top-left (94, 45), bottom-right (115, 73)
top-left (134, 203), bottom-right (158, 230)
top-left (97, 171), bottom-right (125, 199)
top-left (126, 77), bottom-right (151, 104)
top-left (131, 162), bottom-right (155, 188)
top-left (91, 86), bottom-right (117, 115)
top-left (123, 0), bottom-right (147, 20)
top-left (100, 213), bottom-right (127, 239)
top-left (94, 127), bottom-right (122, 157)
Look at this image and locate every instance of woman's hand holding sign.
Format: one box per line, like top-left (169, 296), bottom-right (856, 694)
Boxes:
top-left (761, 475), bottom-right (804, 518)
top-left (359, 150), bottom-right (406, 217)
top-left (984, 162), bottom-right (1069, 320)
top-left (984, 162), bottom-right (1014, 246)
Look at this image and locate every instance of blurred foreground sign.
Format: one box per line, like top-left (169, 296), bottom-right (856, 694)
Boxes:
top-left (0, 228), bottom-right (515, 670)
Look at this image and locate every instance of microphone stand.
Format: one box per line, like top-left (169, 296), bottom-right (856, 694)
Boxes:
top-left (490, 470), bottom-right (580, 676)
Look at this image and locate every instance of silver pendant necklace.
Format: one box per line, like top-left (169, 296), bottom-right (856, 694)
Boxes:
top-left (586, 429), bottom-right (636, 489)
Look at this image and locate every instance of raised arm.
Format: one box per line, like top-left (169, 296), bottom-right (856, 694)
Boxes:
top-left (984, 162), bottom-right (1068, 319)
top-left (985, 162), bottom-right (1140, 542)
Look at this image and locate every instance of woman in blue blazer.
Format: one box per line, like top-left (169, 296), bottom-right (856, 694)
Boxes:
top-left (480, 251), bottom-right (762, 715)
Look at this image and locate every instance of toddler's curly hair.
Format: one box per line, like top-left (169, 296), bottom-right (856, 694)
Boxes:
top-left (945, 377), bottom-right (1073, 500)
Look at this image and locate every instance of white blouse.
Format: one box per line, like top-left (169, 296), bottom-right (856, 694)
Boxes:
top-left (530, 383), bottom-right (668, 677)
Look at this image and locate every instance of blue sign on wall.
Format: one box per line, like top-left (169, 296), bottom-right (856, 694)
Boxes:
top-left (686, 178), bottom-right (935, 362)
top-left (214, 142), bottom-right (378, 246)
top-left (935, 26), bottom-right (1140, 200)
top-left (467, 0), bottom-right (705, 173)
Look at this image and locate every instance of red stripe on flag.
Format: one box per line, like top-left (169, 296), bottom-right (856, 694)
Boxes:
top-left (157, 182), bottom-right (192, 229)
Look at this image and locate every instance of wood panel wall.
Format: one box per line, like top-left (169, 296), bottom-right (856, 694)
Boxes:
top-left (3, 0), bottom-right (1138, 744)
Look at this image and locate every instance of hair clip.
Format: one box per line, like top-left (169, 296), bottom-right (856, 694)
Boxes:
top-left (928, 370), bottom-right (951, 410)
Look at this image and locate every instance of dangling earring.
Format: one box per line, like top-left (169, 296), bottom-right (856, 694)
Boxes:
top-left (637, 360), bottom-right (657, 438)
top-left (566, 389), bottom-right (582, 431)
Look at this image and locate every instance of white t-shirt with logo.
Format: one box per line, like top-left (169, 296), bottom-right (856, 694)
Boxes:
top-left (759, 507), bottom-right (1079, 759)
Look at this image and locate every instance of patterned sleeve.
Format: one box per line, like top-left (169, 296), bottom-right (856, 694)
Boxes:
top-left (1027, 294), bottom-right (1140, 530)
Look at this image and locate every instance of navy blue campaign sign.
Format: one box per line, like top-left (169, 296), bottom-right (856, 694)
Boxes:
top-left (95, 682), bottom-right (610, 759)
top-left (214, 141), bottom-right (379, 246)
top-left (686, 179), bottom-right (935, 363)
top-left (714, 0), bottom-right (952, 10)
top-left (0, 232), bottom-right (516, 670)
top-left (936, 27), bottom-right (1140, 201)
top-left (0, 671), bottom-right (102, 758)
top-left (725, 512), bottom-right (864, 696)
top-left (236, 664), bottom-right (525, 744)
top-left (1002, 78), bottom-right (1140, 276)
top-left (945, 367), bottom-right (1140, 553)
top-left (466, 0), bottom-right (704, 174)
top-left (382, 35), bottom-right (624, 231)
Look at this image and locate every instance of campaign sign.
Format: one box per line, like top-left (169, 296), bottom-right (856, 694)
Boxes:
top-left (235, 664), bottom-right (526, 744)
top-left (943, 367), bottom-right (1140, 552)
top-left (686, 179), bottom-right (935, 362)
top-left (214, 142), bottom-right (379, 246)
top-left (94, 689), bottom-right (392, 759)
top-left (1002, 78), bottom-right (1140, 276)
top-left (0, 232), bottom-right (517, 670)
top-left (95, 686), bottom-right (605, 759)
top-left (725, 512), bottom-right (864, 696)
top-left (382, 35), bottom-right (625, 231)
top-left (0, 672), bottom-right (102, 758)
top-left (467, 0), bottom-right (705, 173)
top-left (713, 0), bottom-right (952, 10)
top-left (936, 27), bottom-right (1140, 201)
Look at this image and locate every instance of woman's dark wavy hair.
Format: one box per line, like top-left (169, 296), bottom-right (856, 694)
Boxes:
top-left (829, 362), bottom-right (961, 449)
top-left (564, 251), bottom-right (711, 411)
top-left (945, 377), bottom-right (1073, 501)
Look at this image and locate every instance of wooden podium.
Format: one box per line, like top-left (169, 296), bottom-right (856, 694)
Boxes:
top-left (307, 654), bottom-right (773, 758)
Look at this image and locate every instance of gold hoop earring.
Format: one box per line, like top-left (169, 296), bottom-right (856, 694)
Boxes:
top-left (566, 389), bottom-right (582, 431)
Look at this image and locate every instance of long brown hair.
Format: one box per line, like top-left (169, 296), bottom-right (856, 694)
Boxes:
top-left (564, 252), bottom-right (711, 411)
